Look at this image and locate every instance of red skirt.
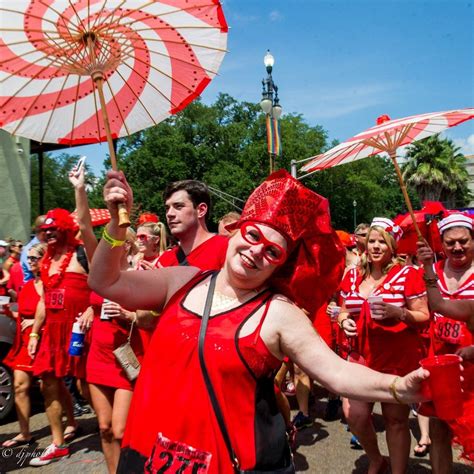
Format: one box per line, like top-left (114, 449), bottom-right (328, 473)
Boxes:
top-left (4, 280), bottom-right (40, 373)
top-left (33, 273), bottom-right (90, 378)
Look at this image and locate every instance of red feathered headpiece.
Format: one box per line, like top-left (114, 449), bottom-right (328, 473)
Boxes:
top-left (230, 170), bottom-right (345, 313)
top-left (41, 208), bottom-right (79, 247)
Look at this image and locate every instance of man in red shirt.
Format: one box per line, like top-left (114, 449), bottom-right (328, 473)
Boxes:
top-left (158, 180), bottom-right (228, 269)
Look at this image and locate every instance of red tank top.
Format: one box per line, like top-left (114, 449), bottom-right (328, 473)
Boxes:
top-left (119, 271), bottom-right (288, 474)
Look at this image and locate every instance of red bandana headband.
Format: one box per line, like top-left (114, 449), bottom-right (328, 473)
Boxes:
top-left (230, 170), bottom-right (345, 313)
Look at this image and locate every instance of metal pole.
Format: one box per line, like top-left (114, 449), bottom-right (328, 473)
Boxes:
top-left (39, 150), bottom-right (44, 215)
top-left (290, 160), bottom-right (297, 178)
top-left (353, 200), bottom-right (357, 229)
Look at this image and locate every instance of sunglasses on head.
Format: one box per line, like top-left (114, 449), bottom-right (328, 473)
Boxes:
top-left (240, 222), bottom-right (287, 265)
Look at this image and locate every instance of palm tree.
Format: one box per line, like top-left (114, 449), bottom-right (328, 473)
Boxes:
top-left (402, 134), bottom-right (471, 208)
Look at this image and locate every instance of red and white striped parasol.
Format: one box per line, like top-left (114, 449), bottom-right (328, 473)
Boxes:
top-left (0, 1), bottom-right (228, 226)
top-left (300, 108), bottom-right (474, 237)
top-left (0, 0), bottom-right (228, 145)
top-left (301, 108), bottom-right (474, 172)
top-left (70, 208), bottom-right (110, 227)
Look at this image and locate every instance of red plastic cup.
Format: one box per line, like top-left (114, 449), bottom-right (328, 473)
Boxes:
top-left (420, 354), bottom-right (463, 420)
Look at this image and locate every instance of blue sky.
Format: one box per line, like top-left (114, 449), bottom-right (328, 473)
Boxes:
top-left (52, 0), bottom-right (474, 175)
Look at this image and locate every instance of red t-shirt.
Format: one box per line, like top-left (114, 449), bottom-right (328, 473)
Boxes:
top-left (158, 235), bottom-right (228, 270)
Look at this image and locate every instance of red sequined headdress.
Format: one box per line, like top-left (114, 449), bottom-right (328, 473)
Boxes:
top-left (231, 170), bottom-right (345, 313)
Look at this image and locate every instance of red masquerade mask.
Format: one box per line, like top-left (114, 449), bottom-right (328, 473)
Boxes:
top-left (240, 222), bottom-right (287, 265)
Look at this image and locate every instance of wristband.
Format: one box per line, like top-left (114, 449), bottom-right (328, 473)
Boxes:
top-left (150, 310), bottom-right (160, 317)
top-left (389, 376), bottom-right (404, 404)
top-left (102, 227), bottom-right (126, 248)
top-left (29, 332), bottom-right (40, 339)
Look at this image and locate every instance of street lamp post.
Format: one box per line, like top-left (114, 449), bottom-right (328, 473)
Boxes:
top-left (353, 200), bottom-right (357, 229)
top-left (260, 50), bottom-right (282, 174)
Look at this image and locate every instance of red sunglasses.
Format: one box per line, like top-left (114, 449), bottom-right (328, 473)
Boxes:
top-left (240, 222), bottom-right (287, 265)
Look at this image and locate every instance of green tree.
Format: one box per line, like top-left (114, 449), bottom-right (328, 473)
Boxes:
top-left (402, 135), bottom-right (471, 208)
top-left (30, 152), bottom-right (96, 219)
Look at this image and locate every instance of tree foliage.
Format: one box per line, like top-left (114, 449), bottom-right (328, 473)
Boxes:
top-left (402, 134), bottom-right (471, 208)
top-left (33, 93), bottom-right (421, 231)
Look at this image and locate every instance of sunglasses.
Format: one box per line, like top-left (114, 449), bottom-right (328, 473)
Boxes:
top-left (137, 234), bottom-right (154, 243)
top-left (27, 255), bottom-right (41, 262)
top-left (240, 222), bottom-right (287, 265)
top-left (356, 233), bottom-right (367, 238)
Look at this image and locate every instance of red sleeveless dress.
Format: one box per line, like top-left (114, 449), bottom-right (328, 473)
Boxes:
top-left (33, 272), bottom-right (91, 378)
top-left (118, 272), bottom-right (290, 473)
top-left (4, 280), bottom-right (40, 372)
top-left (86, 291), bottom-right (149, 391)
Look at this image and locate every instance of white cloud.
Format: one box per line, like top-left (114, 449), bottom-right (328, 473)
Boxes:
top-left (269, 10), bottom-right (283, 22)
top-left (453, 134), bottom-right (474, 157)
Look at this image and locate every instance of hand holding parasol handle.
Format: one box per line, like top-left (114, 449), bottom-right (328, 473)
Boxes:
top-left (92, 73), bottom-right (131, 228)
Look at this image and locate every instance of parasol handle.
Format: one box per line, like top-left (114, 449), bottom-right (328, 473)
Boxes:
top-left (389, 151), bottom-right (423, 240)
top-left (93, 73), bottom-right (131, 228)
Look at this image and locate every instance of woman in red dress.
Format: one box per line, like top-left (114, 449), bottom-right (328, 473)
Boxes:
top-left (2, 243), bottom-right (46, 447)
top-left (68, 164), bottom-right (146, 473)
top-left (337, 217), bottom-right (429, 474)
top-left (133, 220), bottom-right (168, 270)
top-left (89, 171), bottom-right (434, 474)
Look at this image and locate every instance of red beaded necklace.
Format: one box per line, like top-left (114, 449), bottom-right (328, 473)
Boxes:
top-left (41, 248), bottom-right (74, 289)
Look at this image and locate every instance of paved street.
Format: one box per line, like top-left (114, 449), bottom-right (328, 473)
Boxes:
top-left (0, 385), bottom-right (472, 473)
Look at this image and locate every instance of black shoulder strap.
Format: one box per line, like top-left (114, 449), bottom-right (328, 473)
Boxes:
top-left (176, 246), bottom-right (189, 266)
top-left (198, 272), bottom-right (240, 471)
top-left (76, 245), bottom-right (89, 273)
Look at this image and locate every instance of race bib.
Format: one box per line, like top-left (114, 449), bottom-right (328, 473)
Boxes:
top-left (434, 317), bottom-right (468, 346)
top-left (146, 432), bottom-right (212, 473)
top-left (45, 289), bottom-right (65, 310)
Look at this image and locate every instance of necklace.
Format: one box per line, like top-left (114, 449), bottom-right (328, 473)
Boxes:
top-left (212, 289), bottom-right (239, 311)
top-left (41, 248), bottom-right (74, 289)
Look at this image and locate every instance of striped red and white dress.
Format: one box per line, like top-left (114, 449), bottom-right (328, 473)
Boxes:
top-left (340, 264), bottom-right (427, 375)
top-left (429, 259), bottom-right (473, 356)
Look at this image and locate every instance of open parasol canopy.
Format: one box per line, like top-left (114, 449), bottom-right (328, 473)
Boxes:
top-left (0, 0), bottom-right (228, 225)
top-left (0, 0), bottom-right (228, 145)
top-left (70, 207), bottom-right (111, 227)
top-left (300, 108), bottom-right (474, 237)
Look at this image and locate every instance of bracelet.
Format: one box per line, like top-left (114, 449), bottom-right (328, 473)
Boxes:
top-left (149, 310), bottom-right (160, 317)
top-left (102, 227), bottom-right (126, 248)
top-left (338, 317), bottom-right (348, 329)
top-left (389, 376), bottom-right (404, 404)
top-left (423, 274), bottom-right (438, 285)
top-left (29, 332), bottom-right (40, 339)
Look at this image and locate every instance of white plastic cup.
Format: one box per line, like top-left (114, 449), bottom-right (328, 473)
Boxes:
top-left (330, 305), bottom-right (341, 321)
top-left (367, 295), bottom-right (384, 319)
top-left (100, 298), bottom-right (111, 320)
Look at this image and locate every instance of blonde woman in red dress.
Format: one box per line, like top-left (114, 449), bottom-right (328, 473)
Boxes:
top-left (2, 243), bottom-right (46, 448)
top-left (337, 218), bottom-right (429, 474)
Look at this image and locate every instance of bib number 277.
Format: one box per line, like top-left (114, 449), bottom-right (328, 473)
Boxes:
top-left (146, 433), bottom-right (212, 473)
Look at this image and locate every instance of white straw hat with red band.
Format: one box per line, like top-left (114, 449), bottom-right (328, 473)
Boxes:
top-left (437, 213), bottom-right (473, 234)
top-left (370, 217), bottom-right (403, 242)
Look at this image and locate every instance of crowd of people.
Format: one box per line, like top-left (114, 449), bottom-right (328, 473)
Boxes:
top-left (0, 166), bottom-right (472, 474)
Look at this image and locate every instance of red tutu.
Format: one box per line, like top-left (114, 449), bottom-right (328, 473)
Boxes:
top-left (3, 280), bottom-right (40, 372)
top-left (33, 273), bottom-right (90, 378)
